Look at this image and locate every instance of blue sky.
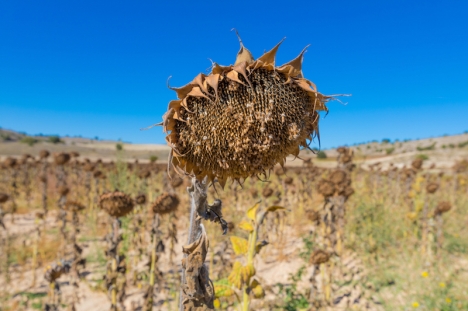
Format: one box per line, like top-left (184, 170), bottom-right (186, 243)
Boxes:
top-left (1, 0), bottom-right (467, 148)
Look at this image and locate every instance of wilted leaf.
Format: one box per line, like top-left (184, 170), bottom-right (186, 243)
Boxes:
top-left (238, 220), bottom-right (254, 232)
top-left (255, 240), bottom-right (269, 254)
top-left (247, 202), bottom-right (261, 221)
top-left (250, 279), bottom-right (265, 299)
top-left (265, 205), bottom-right (287, 213)
top-left (240, 264), bottom-right (255, 283)
top-left (213, 298), bottom-right (221, 308)
top-left (230, 236), bottom-right (249, 255)
top-left (227, 261), bottom-right (242, 289)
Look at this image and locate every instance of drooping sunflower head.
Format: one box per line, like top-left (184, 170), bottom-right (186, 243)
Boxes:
top-left (162, 33), bottom-right (330, 187)
top-left (99, 191), bottom-right (134, 218)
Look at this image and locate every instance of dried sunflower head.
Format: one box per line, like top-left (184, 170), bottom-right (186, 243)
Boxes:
top-left (4, 157), bottom-right (17, 168)
top-left (317, 179), bottom-right (335, 198)
top-left (426, 182), bottom-right (439, 194)
top-left (310, 249), bottom-right (330, 265)
top-left (64, 200), bottom-right (86, 212)
top-left (162, 34), bottom-right (329, 187)
top-left (135, 194), bottom-right (147, 205)
top-left (284, 176), bottom-right (294, 185)
top-left (329, 169), bottom-right (348, 185)
top-left (412, 158), bottom-right (423, 170)
top-left (54, 152), bottom-right (71, 165)
top-left (44, 261), bottom-right (71, 282)
top-left (262, 187), bottom-right (274, 198)
top-left (58, 186), bottom-right (70, 196)
top-left (39, 150), bottom-right (50, 159)
top-left (151, 193), bottom-right (180, 215)
top-left (139, 170), bottom-right (151, 179)
top-left (99, 191), bottom-right (134, 218)
top-left (0, 193), bottom-right (9, 203)
top-left (435, 201), bottom-right (451, 215)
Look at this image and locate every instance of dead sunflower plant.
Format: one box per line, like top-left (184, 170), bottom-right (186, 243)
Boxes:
top-left (155, 31), bottom-right (330, 311)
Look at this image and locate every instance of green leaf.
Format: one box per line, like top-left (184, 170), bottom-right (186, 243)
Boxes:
top-left (230, 236), bottom-right (249, 255)
top-left (214, 279), bottom-right (235, 298)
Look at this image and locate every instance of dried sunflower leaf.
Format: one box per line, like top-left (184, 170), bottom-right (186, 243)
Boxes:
top-left (265, 205), bottom-right (287, 213)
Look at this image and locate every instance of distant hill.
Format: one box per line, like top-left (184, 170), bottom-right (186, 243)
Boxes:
top-left (299, 132), bottom-right (468, 170)
top-left (1, 128), bottom-right (467, 168)
top-left (0, 128), bottom-right (170, 163)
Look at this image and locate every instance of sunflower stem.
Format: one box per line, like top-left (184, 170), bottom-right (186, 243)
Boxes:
top-left (179, 177), bottom-right (212, 311)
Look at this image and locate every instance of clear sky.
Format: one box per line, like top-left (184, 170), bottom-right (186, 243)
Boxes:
top-left (1, 0), bottom-right (467, 148)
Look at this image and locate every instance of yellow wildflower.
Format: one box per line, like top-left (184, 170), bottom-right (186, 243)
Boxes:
top-left (446, 297), bottom-right (452, 303)
top-left (421, 271), bottom-right (429, 278)
top-left (439, 282), bottom-right (446, 288)
top-left (412, 301), bottom-right (420, 308)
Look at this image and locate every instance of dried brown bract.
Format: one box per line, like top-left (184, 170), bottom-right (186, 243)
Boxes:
top-left (162, 36), bottom-right (329, 187)
top-left (284, 176), bottom-right (294, 185)
top-left (310, 249), bottom-right (330, 265)
top-left (99, 191), bottom-right (135, 218)
top-left (435, 201), bottom-right (451, 215)
top-left (64, 200), bottom-right (86, 212)
top-left (152, 193), bottom-right (180, 215)
top-left (54, 152), bottom-right (71, 165)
